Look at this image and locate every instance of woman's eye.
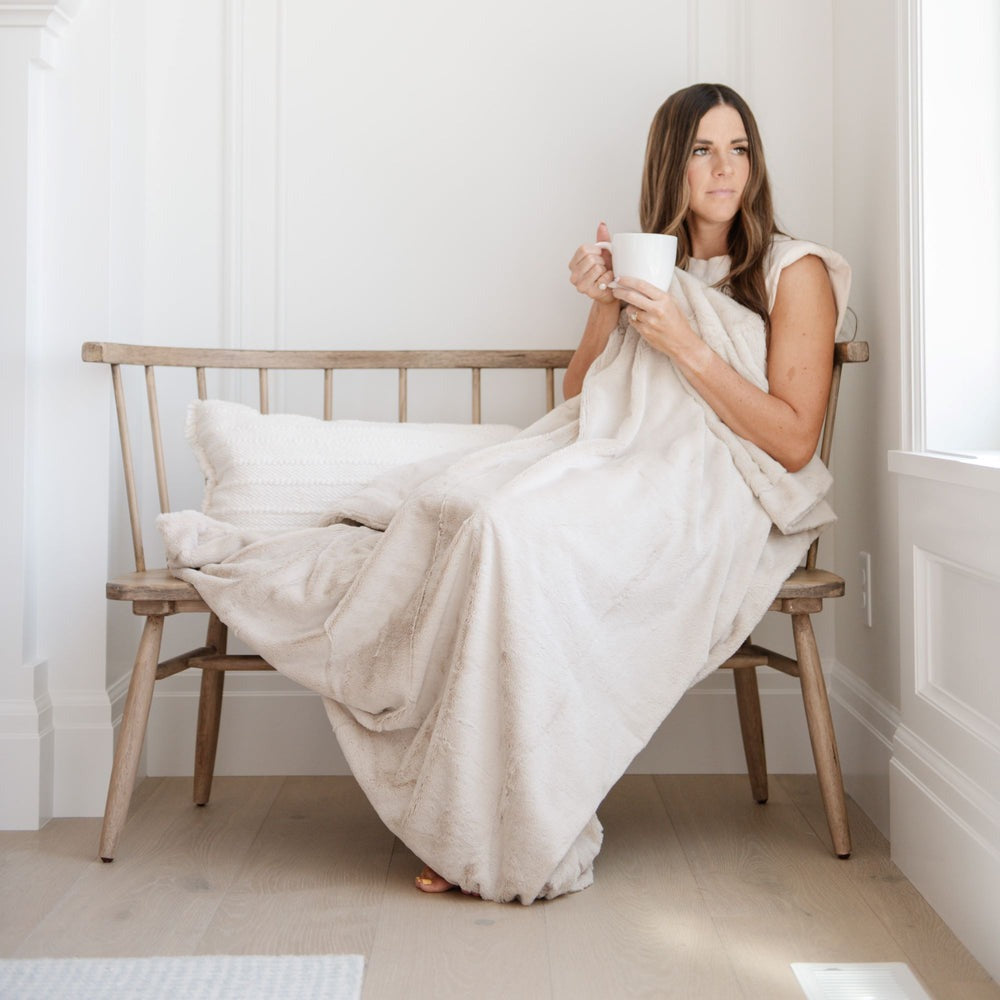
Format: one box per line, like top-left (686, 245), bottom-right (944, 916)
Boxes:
top-left (692, 147), bottom-right (709, 156)
top-left (733, 146), bottom-right (749, 155)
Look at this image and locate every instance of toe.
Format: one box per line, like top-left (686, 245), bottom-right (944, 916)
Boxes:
top-left (414, 866), bottom-right (455, 893)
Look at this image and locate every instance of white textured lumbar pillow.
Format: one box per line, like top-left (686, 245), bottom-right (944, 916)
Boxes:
top-left (187, 399), bottom-right (520, 531)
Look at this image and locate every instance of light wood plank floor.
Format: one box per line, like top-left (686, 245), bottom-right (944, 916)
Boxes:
top-left (1, 775), bottom-right (996, 1000)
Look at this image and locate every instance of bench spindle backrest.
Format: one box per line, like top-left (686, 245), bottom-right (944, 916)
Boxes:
top-left (806, 339), bottom-right (870, 570)
top-left (87, 340), bottom-right (866, 576)
top-left (84, 344), bottom-right (574, 574)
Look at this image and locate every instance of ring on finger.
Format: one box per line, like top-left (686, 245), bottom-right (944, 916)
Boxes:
top-left (629, 310), bottom-right (639, 322)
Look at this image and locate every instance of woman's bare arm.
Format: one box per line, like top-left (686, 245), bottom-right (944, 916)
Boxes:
top-left (612, 254), bottom-right (837, 472)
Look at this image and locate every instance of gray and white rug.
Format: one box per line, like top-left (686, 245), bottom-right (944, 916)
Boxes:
top-left (0, 954), bottom-right (365, 1000)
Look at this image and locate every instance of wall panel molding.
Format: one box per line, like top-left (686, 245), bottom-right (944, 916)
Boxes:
top-left (222, 0), bottom-right (244, 353)
top-left (0, 0), bottom-right (85, 830)
top-left (222, 0), bottom-right (286, 359)
top-left (0, 0), bottom-right (82, 36)
top-left (913, 547), bottom-right (1000, 749)
top-left (686, 0), bottom-right (749, 91)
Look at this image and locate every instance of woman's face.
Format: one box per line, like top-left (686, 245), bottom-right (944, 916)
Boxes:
top-left (685, 104), bottom-right (751, 232)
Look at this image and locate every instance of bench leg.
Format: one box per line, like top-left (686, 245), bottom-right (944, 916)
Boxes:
top-left (193, 614), bottom-right (227, 806)
top-left (792, 613), bottom-right (852, 858)
top-left (99, 614), bottom-right (164, 862)
top-left (733, 665), bottom-right (768, 804)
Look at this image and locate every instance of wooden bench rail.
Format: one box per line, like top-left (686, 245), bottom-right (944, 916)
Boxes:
top-left (82, 342), bottom-right (575, 370)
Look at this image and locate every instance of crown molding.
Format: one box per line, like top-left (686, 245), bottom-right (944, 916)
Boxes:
top-left (0, 0), bottom-right (83, 35)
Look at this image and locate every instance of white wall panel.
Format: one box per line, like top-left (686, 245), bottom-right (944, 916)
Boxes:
top-left (916, 550), bottom-right (1000, 741)
top-left (897, 474), bottom-right (1000, 809)
top-left (142, 0), bottom-right (225, 348)
top-left (749, 0), bottom-right (833, 244)
top-left (828, 0), bottom-right (903, 840)
top-left (688, 0), bottom-right (748, 90)
top-left (893, 468), bottom-right (1000, 980)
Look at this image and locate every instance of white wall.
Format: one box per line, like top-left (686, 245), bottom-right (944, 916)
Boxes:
top-left (133, 0), bottom-right (841, 782)
top-left (0, 11), bottom-right (54, 830)
top-left (0, 0), bottom-right (113, 828)
top-left (828, 0), bottom-right (903, 835)
top-left (4, 0), bottom-right (843, 817)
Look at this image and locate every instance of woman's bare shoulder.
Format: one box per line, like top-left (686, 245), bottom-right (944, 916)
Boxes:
top-left (772, 253), bottom-right (835, 316)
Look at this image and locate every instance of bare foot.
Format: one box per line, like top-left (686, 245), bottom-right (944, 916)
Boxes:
top-left (414, 865), bottom-right (456, 893)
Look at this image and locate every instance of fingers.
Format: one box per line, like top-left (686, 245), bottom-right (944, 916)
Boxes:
top-left (568, 254), bottom-right (593, 283)
top-left (568, 223), bottom-right (616, 301)
top-left (610, 284), bottom-right (654, 310)
top-left (612, 276), bottom-right (662, 299)
top-left (569, 249), bottom-right (613, 299)
top-left (612, 276), bottom-right (674, 313)
top-left (569, 244), bottom-right (609, 271)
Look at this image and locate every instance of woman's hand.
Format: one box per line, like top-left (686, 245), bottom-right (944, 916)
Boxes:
top-left (568, 222), bottom-right (618, 307)
top-left (611, 277), bottom-right (708, 366)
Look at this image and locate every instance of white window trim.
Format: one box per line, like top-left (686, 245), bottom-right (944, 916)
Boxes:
top-left (897, 0), bottom-right (924, 454)
top-left (890, 0), bottom-right (1000, 482)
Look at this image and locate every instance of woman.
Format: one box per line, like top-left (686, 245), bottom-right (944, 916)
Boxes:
top-left (566, 82), bottom-right (838, 473)
top-left (415, 83), bottom-right (846, 894)
top-left (163, 83), bottom-right (849, 904)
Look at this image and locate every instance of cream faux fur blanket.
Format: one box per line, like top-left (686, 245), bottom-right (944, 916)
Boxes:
top-left (159, 268), bottom-right (839, 903)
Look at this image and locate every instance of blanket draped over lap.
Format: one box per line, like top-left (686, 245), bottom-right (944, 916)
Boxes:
top-left (159, 257), bottom-right (847, 904)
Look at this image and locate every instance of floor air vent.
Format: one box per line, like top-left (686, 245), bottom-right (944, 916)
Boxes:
top-left (792, 963), bottom-right (933, 1000)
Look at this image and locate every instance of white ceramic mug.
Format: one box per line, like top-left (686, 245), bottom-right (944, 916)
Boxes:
top-left (596, 232), bottom-right (678, 291)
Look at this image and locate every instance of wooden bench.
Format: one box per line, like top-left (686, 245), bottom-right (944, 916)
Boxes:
top-left (83, 337), bottom-right (868, 862)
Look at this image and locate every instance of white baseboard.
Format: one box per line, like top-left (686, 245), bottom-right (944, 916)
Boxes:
top-left (47, 674), bottom-right (125, 817)
top-left (147, 675), bottom-right (350, 776)
top-left (145, 671), bottom-right (824, 778)
top-left (0, 668), bottom-right (125, 827)
top-left (890, 725), bottom-right (1000, 981)
top-left (629, 675), bottom-right (816, 773)
top-left (0, 661), bottom-right (54, 829)
top-left (33, 659), bottom-right (899, 830)
top-left (829, 661), bottom-right (898, 837)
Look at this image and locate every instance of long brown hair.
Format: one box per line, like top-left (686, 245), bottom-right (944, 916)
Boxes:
top-left (640, 83), bottom-right (780, 328)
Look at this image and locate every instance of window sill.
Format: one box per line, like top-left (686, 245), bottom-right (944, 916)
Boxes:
top-left (888, 450), bottom-right (1000, 493)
